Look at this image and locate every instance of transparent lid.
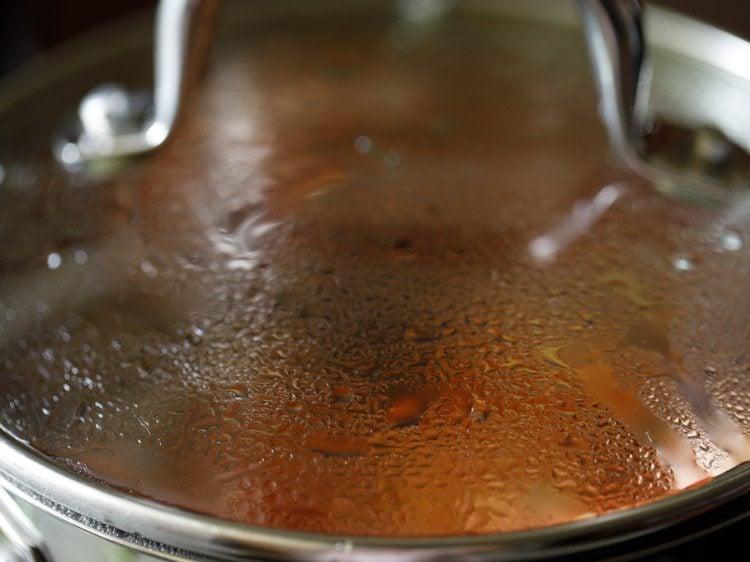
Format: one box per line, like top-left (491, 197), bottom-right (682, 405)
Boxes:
top-left (0, 1), bottom-right (749, 539)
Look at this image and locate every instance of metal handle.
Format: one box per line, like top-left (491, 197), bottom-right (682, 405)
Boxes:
top-left (577, 0), bottom-right (649, 164)
top-left (54, 0), bottom-right (218, 170)
top-left (0, 487), bottom-right (51, 562)
top-left (579, 0), bottom-right (748, 203)
top-left (53, 0), bottom-right (750, 201)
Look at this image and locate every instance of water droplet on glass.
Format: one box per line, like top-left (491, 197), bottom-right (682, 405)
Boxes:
top-left (383, 150), bottom-right (402, 168)
top-left (60, 142), bottom-right (82, 167)
top-left (189, 326), bottom-right (205, 344)
top-left (47, 252), bottom-right (62, 270)
top-left (672, 255), bottom-right (694, 272)
top-left (387, 390), bottom-right (430, 425)
top-left (354, 135), bottom-right (373, 154)
top-left (227, 253), bottom-right (260, 271)
top-left (74, 250), bottom-right (89, 265)
top-left (719, 229), bottom-right (742, 252)
top-left (140, 261), bottom-right (158, 277)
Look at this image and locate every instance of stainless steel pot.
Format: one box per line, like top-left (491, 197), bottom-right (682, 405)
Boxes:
top-left (1, 1), bottom-right (750, 560)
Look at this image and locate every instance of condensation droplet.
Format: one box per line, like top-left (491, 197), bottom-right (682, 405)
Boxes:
top-left (47, 252), bottom-right (62, 270)
top-left (35, 301), bottom-right (50, 315)
top-left (719, 229), bottom-right (743, 252)
top-left (383, 150), bottom-right (402, 168)
top-left (354, 135), bottom-right (373, 154)
top-left (140, 261), bottom-right (158, 277)
top-left (672, 255), bottom-right (694, 271)
top-left (74, 250), bottom-right (89, 265)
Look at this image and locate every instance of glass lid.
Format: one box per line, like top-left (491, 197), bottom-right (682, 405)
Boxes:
top-left (1, 0), bottom-right (749, 542)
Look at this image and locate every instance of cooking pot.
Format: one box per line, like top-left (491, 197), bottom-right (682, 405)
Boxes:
top-left (1, 1), bottom-right (750, 560)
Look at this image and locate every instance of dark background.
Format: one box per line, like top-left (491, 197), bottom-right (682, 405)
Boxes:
top-left (1, 1), bottom-right (749, 79)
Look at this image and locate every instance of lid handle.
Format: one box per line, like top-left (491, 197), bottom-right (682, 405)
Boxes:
top-left (53, 0), bottom-right (750, 202)
top-left (580, 0), bottom-right (749, 203)
top-left (53, 0), bottom-right (218, 171)
top-left (578, 0), bottom-right (649, 164)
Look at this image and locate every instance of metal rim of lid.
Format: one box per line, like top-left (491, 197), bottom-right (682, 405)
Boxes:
top-left (1, 1), bottom-right (750, 560)
top-left (2, 438), bottom-right (750, 560)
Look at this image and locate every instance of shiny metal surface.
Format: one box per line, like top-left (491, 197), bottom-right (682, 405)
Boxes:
top-left (579, 0), bottom-right (648, 160)
top-left (52, 0), bottom-right (217, 170)
top-left (50, 0), bottom-right (750, 205)
top-left (2, 437), bottom-right (750, 561)
top-left (2, 1), bottom-right (750, 560)
top-left (580, 0), bottom-right (750, 203)
top-left (0, 487), bottom-right (51, 562)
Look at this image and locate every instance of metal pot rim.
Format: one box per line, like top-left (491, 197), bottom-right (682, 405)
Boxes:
top-left (2, 436), bottom-right (750, 560)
